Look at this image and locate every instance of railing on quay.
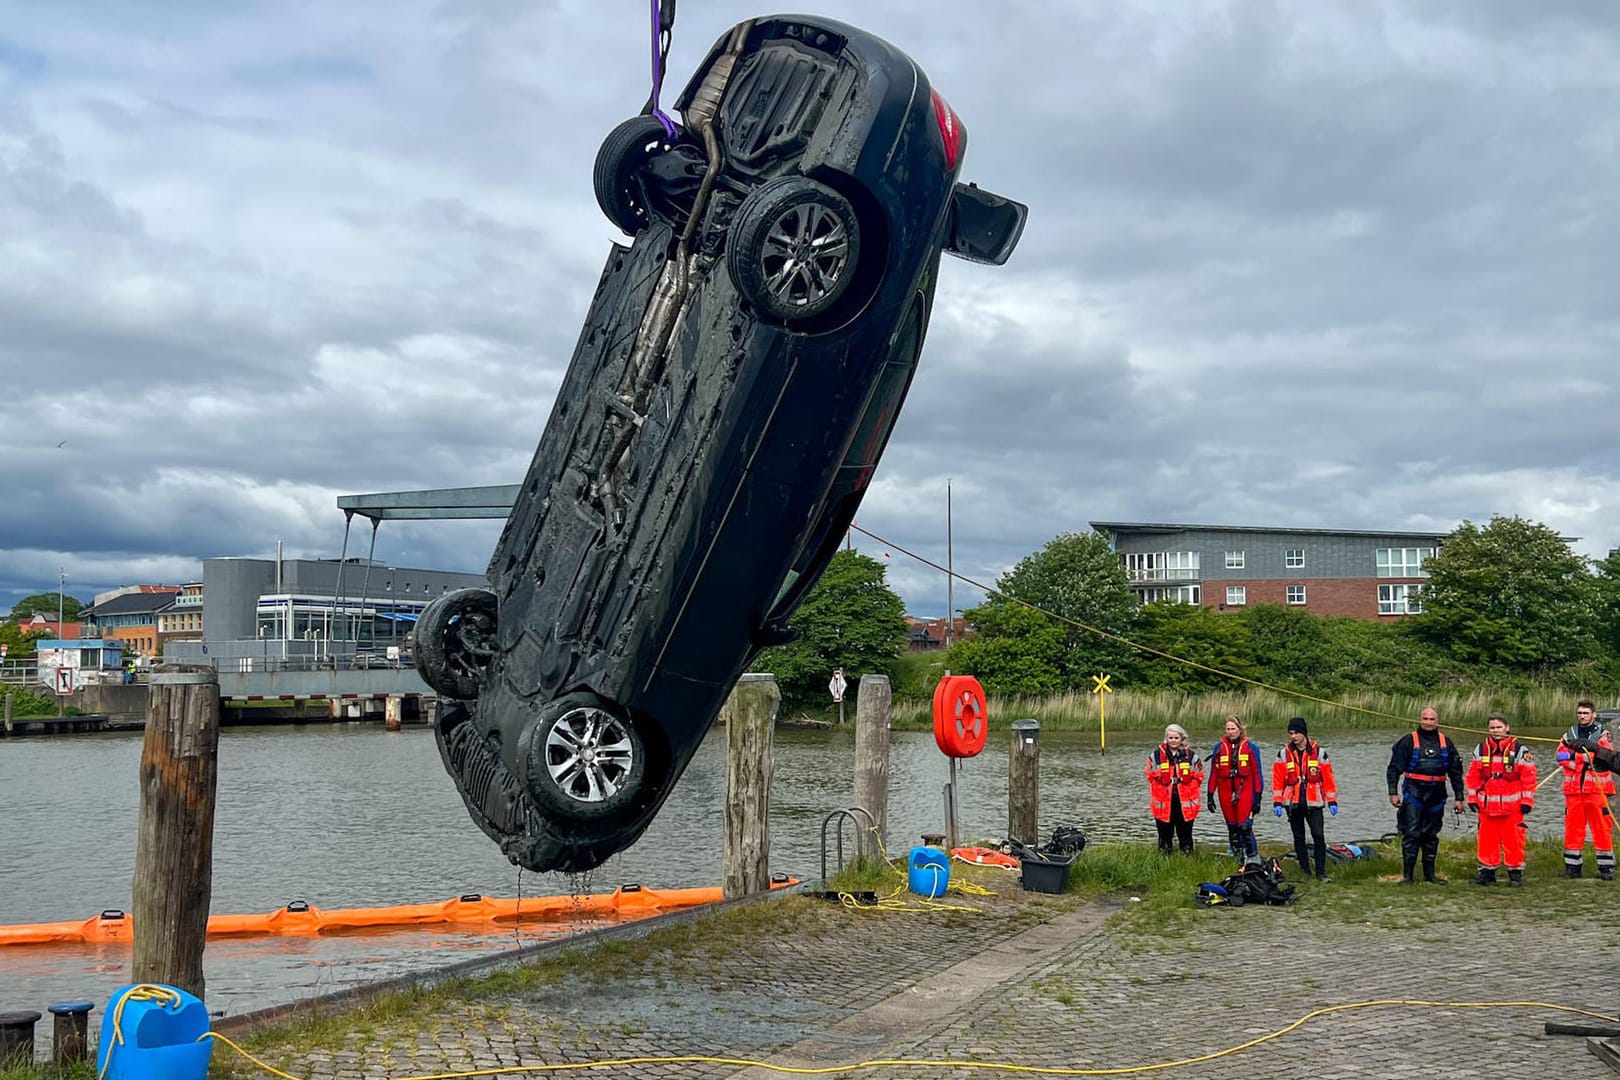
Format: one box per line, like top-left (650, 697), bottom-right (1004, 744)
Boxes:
top-left (206, 654), bottom-right (416, 674)
top-left (0, 662), bottom-right (40, 686)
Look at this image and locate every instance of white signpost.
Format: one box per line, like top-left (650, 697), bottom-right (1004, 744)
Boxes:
top-left (829, 668), bottom-right (847, 725)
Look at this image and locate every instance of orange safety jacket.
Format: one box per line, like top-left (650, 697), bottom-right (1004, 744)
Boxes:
top-left (1146, 744), bottom-right (1204, 823)
top-left (1271, 739), bottom-right (1338, 808)
top-left (1465, 736), bottom-right (1537, 816)
top-left (1559, 724), bottom-right (1617, 798)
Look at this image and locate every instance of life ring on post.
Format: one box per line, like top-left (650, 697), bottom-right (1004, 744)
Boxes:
top-left (933, 674), bottom-right (988, 758)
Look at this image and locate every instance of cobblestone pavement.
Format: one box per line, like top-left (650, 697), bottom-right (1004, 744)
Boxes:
top-left (234, 868), bottom-right (1620, 1080)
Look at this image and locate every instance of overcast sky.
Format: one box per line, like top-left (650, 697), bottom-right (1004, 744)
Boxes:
top-left (2, 0), bottom-right (1617, 618)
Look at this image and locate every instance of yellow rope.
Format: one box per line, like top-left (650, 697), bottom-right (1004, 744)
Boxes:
top-left (851, 524), bottom-right (1572, 744)
top-left (202, 998), bottom-right (1618, 1079)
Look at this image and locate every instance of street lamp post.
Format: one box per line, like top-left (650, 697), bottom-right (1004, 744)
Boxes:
top-left (945, 479), bottom-right (953, 651)
top-left (57, 567), bottom-right (66, 719)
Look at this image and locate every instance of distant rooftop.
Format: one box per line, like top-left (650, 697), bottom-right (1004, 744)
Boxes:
top-left (1090, 521), bottom-right (1451, 541)
top-left (82, 591), bottom-right (179, 617)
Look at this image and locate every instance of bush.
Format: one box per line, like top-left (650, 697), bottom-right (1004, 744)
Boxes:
top-left (3, 686), bottom-right (62, 717)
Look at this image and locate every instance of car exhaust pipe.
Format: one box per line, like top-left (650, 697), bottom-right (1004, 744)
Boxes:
top-left (596, 21), bottom-right (752, 523)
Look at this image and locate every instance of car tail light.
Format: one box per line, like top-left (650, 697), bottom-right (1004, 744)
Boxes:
top-left (931, 88), bottom-right (964, 170)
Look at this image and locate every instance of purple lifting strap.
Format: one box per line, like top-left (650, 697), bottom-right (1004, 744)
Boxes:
top-left (648, 0), bottom-right (676, 136)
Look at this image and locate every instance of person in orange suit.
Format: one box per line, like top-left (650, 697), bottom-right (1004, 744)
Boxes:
top-left (1464, 713), bottom-right (1536, 887)
top-left (1557, 700), bottom-right (1615, 880)
top-left (1146, 723), bottom-right (1203, 855)
top-left (1207, 716), bottom-right (1264, 860)
top-left (1271, 717), bottom-right (1338, 882)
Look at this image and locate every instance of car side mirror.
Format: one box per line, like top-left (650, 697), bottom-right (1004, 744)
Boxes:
top-left (944, 182), bottom-right (1028, 266)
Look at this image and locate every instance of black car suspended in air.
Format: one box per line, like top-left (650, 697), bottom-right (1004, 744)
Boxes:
top-left (416, 14), bottom-right (1027, 873)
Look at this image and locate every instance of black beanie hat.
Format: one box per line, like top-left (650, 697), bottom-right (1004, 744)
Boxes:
top-left (1287, 717), bottom-right (1308, 735)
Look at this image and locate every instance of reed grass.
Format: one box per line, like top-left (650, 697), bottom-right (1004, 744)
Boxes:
top-left (882, 685), bottom-right (1587, 734)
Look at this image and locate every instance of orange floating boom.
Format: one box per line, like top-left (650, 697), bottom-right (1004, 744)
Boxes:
top-left (0, 879), bottom-right (797, 948)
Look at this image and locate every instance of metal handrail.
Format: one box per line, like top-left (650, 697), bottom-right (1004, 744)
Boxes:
top-left (819, 806), bottom-right (877, 881)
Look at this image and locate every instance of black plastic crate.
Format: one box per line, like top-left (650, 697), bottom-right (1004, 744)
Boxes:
top-left (1019, 853), bottom-right (1075, 894)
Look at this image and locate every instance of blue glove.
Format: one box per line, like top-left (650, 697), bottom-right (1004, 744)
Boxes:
top-left (1556, 749), bottom-right (1572, 763)
top-left (1273, 805), bottom-right (1284, 818)
top-left (1328, 803), bottom-right (1338, 817)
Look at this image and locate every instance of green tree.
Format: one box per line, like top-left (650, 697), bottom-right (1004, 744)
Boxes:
top-left (1244, 603), bottom-right (1337, 693)
top-left (946, 530), bottom-right (1136, 692)
top-left (1315, 617), bottom-right (1454, 697)
top-left (755, 550), bottom-right (909, 709)
top-left (944, 602), bottom-right (1069, 696)
top-left (1594, 549), bottom-right (1620, 661)
top-left (0, 621), bottom-right (49, 659)
top-left (10, 592), bottom-right (84, 620)
top-left (1130, 602), bottom-right (1256, 691)
top-left (1413, 516), bottom-right (1598, 671)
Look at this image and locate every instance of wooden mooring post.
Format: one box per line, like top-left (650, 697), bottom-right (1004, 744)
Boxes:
top-left (1009, 718), bottom-right (1041, 846)
top-left (722, 673), bottom-right (778, 899)
top-left (3, 692), bottom-right (11, 735)
top-left (853, 674), bottom-right (891, 863)
top-left (131, 667), bottom-right (220, 998)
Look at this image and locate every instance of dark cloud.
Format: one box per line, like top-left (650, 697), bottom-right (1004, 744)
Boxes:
top-left (2, 0), bottom-right (1617, 616)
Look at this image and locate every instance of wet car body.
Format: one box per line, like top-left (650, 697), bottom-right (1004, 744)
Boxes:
top-left (420, 14), bottom-right (1026, 873)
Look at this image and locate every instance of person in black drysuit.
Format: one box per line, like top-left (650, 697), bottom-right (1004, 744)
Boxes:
top-left (1387, 707), bottom-right (1467, 885)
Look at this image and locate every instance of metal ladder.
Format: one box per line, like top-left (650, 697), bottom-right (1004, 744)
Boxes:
top-left (819, 806), bottom-right (878, 881)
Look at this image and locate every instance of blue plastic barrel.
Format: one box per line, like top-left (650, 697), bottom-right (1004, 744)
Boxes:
top-left (907, 845), bottom-right (951, 898)
top-left (95, 985), bottom-right (212, 1080)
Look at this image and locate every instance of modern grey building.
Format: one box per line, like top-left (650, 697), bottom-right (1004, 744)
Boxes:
top-left (166, 556), bottom-right (486, 664)
top-left (1090, 521), bottom-right (1446, 619)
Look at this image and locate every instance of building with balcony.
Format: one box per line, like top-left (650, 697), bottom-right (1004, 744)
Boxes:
top-left (1090, 521), bottom-right (1447, 619)
top-left (155, 582), bottom-right (205, 654)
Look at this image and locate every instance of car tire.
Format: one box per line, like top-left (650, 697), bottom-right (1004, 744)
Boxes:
top-left (594, 116), bottom-right (676, 235)
top-left (521, 694), bottom-right (647, 822)
top-left (414, 588), bottom-right (498, 700)
top-left (729, 176), bottom-right (862, 324)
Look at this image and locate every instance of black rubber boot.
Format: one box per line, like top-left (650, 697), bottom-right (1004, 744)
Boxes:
top-left (1601, 867), bottom-right (1615, 882)
top-left (1423, 859), bottom-right (1447, 885)
top-left (1398, 854), bottom-right (1417, 885)
top-left (1565, 864), bottom-right (1583, 879)
top-left (1507, 869), bottom-right (1523, 887)
top-left (1473, 867), bottom-right (1496, 886)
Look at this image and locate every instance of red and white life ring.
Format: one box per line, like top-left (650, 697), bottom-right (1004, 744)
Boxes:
top-left (933, 674), bottom-right (988, 758)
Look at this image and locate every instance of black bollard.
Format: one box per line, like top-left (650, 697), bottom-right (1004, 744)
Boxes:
top-left (48, 1001), bottom-right (94, 1065)
top-left (0, 1010), bottom-right (42, 1066)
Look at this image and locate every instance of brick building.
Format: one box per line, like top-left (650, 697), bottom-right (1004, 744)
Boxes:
top-left (1090, 521), bottom-right (1446, 620)
top-left (80, 586), bottom-right (181, 659)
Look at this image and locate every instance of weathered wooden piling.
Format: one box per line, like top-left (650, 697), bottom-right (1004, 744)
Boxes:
top-left (131, 667), bottom-right (220, 999)
top-left (1009, 718), bottom-right (1041, 846)
top-left (722, 673), bottom-right (778, 899)
top-left (853, 674), bottom-right (891, 863)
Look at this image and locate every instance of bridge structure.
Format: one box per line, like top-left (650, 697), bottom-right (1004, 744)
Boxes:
top-left (4, 485), bottom-right (528, 727)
